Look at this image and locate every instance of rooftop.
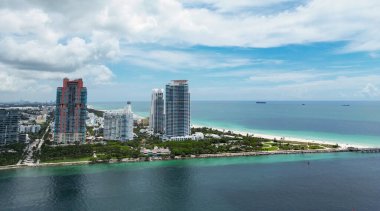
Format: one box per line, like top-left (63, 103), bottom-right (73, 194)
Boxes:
top-left (170, 80), bottom-right (188, 85)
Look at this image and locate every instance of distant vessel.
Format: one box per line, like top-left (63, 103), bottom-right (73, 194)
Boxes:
top-left (256, 101), bottom-right (267, 104)
top-left (341, 104), bottom-right (350, 107)
top-left (302, 104), bottom-right (306, 106)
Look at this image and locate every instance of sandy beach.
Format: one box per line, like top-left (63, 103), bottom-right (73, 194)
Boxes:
top-left (192, 124), bottom-right (369, 149)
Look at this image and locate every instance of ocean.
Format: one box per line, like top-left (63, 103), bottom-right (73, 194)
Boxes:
top-left (1, 101), bottom-right (380, 210)
top-left (91, 101), bottom-right (380, 147)
top-left (1, 152), bottom-right (380, 210)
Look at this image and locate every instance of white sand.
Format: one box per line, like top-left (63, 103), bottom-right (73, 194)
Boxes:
top-left (192, 124), bottom-right (369, 149)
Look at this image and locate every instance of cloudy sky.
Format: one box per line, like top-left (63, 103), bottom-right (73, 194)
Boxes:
top-left (0, 0), bottom-right (380, 102)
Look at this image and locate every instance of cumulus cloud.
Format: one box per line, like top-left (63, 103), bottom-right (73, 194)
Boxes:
top-left (1, 0), bottom-right (380, 49)
top-left (361, 83), bottom-right (380, 98)
top-left (122, 48), bottom-right (277, 71)
top-left (193, 74), bottom-right (380, 100)
top-left (0, 3), bottom-right (119, 100)
top-left (0, 0), bottom-right (379, 101)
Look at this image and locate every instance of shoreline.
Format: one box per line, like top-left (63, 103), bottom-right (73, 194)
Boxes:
top-left (0, 148), bottom-right (355, 171)
top-left (1, 121), bottom-right (373, 171)
top-left (191, 124), bottom-right (370, 149)
top-left (90, 105), bottom-right (372, 149)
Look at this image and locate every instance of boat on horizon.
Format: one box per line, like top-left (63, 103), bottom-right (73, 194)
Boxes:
top-left (256, 101), bottom-right (267, 104)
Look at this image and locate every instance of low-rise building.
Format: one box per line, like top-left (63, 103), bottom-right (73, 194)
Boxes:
top-left (205, 134), bottom-right (221, 139)
top-left (36, 114), bottom-right (47, 124)
top-left (168, 132), bottom-right (204, 141)
top-left (19, 124), bottom-right (41, 133)
top-left (140, 146), bottom-right (171, 156)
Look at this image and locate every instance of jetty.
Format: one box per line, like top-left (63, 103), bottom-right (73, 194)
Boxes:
top-left (348, 147), bottom-right (380, 153)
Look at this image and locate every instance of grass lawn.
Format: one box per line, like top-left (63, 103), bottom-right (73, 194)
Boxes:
top-left (308, 145), bottom-right (325, 150)
top-left (262, 144), bottom-right (272, 148)
top-left (262, 146), bottom-right (279, 151)
top-left (42, 157), bottom-right (92, 163)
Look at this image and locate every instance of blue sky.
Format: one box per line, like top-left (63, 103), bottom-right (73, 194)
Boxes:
top-left (0, 0), bottom-right (379, 101)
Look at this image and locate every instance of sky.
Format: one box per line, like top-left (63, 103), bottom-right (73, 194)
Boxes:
top-left (0, 0), bottom-right (380, 102)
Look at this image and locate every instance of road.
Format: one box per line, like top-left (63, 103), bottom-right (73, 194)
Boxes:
top-left (18, 124), bottom-right (50, 166)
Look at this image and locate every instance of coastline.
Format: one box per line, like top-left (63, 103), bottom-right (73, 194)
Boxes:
top-left (191, 124), bottom-right (370, 149)
top-left (0, 148), bottom-right (354, 171)
top-left (2, 118), bottom-right (372, 171)
top-left (90, 104), bottom-right (374, 149)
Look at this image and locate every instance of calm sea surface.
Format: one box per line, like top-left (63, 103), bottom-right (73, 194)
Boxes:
top-left (1, 152), bottom-right (380, 210)
top-left (91, 101), bottom-right (380, 147)
top-left (7, 101), bottom-right (373, 210)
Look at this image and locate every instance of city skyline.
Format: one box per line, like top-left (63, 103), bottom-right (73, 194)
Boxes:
top-left (1, 1), bottom-right (380, 102)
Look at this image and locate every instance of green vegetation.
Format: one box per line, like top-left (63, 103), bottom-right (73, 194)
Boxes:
top-left (139, 127), bottom-right (331, 157)
top-left (158, 141), bottom-right (218, 156)
top-left (32, 125), bottom-right (338, 164)
top-left (0, 143), bottom-right (26, 166)
top-left (43, 157), bottom-right (92, 163)
top-left (308, 145), bottom-right (325, 150)
top-left (87, 126), bottom-right (95, 136)
top-left (88, 108), bottom-right (104, 117)
top-left (28, 121), bottom-right (49, 141)
top-left (36, 141), bottom-right (140, 163)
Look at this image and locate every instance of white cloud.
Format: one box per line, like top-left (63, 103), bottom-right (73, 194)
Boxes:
top-left (0, 34), bottom-right (120, 72)
top-left (181, 0), bottom-right (305, 14)
top-left (361, 83), bottom-right (380, 98)
top-left (2, 0), bottom-right (379, 50)
top-left (193, 74), bottom-right (380, 100)
top-left (0, 63), bottom-right (113, 95)
top-left (0, 0), bottom-right (380, 101)
top-left (123, 48), bottom-right (266, 71)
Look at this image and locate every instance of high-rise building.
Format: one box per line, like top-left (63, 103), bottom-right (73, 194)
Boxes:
top-left (0, 109), bottom-right (20, 145)
top-left (54, 78), bottom-right (87, 144)
top-left (165, 80), bottom-right (190, 137)
top-left (103, 102), bottom-right (134, 141)
top-left (149, 89), bottom-right (165, 134)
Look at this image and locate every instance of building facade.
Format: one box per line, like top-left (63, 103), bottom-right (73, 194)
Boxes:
top-left (149, 88), bottom-right (165, 134)
top-left (0, 109), bottom-right (20, 145)
top-left (103, 102), bottom-right (134, 141)
top-left (54, 78), bottom-right (87, 144)
top-left (165, 80), bottom-right (190, 137)
top-left (19, 124), bottom-right (41, 134)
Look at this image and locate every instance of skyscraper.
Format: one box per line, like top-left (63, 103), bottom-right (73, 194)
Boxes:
top-left (149, 89), bottom-right (165, 134)
top-left (54, 78), bottom-right (87, 144)
top-left (0, 109), bottom-right (20, 145)
top-left (165, 80), bottom-right (190, 137)
top-left (103, 102), bottom-right (134, 141)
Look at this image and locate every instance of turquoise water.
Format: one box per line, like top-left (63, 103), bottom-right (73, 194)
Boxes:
top-left (1, 152), bottom-right (380, 210)
top-left (91, 101), bottom-right (380, 147)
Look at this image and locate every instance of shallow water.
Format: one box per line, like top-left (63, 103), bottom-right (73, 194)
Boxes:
top-left (1, 152), bottom-right (380, 210)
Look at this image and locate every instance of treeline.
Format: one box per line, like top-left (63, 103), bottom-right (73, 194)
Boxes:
top-left (0, 143), bottom-right (26, 166)
top-left (87, 108), bottom-right (104, 117)
top-left (36, 141), bottom-right (140, 162)
top-left (152, 136), bottom-right (267, 157)
top-left (191, 127), bottom-right (235, 136)
top-left (158, 141), bottom-right (218, 156)
top-left (36, 144), bottom-right (93, 162)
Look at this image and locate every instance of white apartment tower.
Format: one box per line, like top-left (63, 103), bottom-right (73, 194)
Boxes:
top-left (103, 102), bottom-right (134, 141)
top-left (149, 89), bottom-right (165, 134)
top-left (165, 80), bottom-right (190, 137)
